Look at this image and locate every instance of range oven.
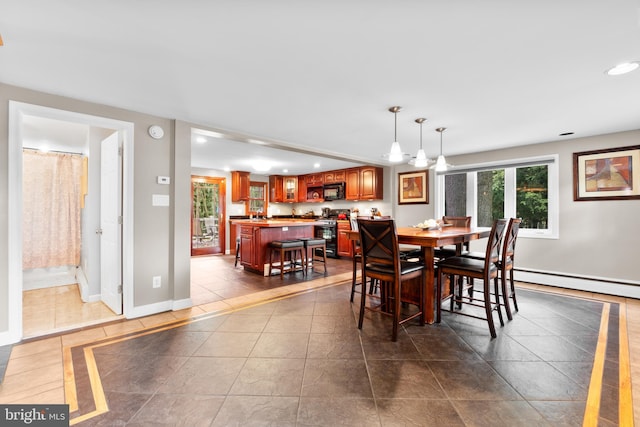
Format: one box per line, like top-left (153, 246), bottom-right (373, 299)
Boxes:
top-left (315, 220), bottom-right (338, 258)
top-left (314, 208), bottom-right (350, 258)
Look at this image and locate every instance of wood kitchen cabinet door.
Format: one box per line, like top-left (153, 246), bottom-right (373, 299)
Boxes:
top-left (359, 166), bottom-right (383, 200)
top-left (284, 176), bottom-right (298, 202)
top-left (324, 170), bottom-right (345, 184)
top-left (231, 171), bottom-right (250, 202)
top-left (337, 221), bottom-right (352, 257)
top-left (345, 168), bottom-right (361, 200)
top-left (269, 175), bottom-right (283, 202)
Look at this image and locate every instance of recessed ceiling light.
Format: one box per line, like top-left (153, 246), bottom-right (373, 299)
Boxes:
top-left (606, 61), bottom-right (639, 76)
top-left (196, 136), bottom-right (207, 143)
top-left (283, 169), bottom-right (288, 173)
top-left (223, 166), bottom-right (230, 172)
top-left (313, 163), bottom-right (320, 168)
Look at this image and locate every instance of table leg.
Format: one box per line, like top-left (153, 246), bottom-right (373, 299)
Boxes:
top-left (422, 246), bottom-right (435, 324)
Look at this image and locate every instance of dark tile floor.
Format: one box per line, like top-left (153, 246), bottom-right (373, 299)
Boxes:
top-left (69, 272), bottom-right (619, 427)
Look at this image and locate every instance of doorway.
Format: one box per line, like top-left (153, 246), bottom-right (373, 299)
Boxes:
top-left (191, 176), bottom-right (226, 256)
top-left (6, 102), bottom-right (134, 343)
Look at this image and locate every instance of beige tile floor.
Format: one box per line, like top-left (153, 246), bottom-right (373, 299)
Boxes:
top-left (22, 285), bottom-right (122, 339)
top-left (2, 258), bottom-right (640, 425)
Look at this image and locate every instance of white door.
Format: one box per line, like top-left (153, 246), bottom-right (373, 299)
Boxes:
top-left (100, 132), bottom-right (122, 314)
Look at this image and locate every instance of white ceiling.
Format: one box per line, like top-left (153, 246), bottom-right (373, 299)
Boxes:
top-left (3, 1), bottom-right (640, 175)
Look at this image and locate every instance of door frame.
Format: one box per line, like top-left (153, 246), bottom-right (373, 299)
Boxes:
top-left (6, 101), bottom-right (134, 344)
top-left (191, 175), bottom-right (226, 256)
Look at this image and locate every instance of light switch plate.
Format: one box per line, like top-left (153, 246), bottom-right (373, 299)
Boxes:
top-left (152, 194), bottom-right (170, 206)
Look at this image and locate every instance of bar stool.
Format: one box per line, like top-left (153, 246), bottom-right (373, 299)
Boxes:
top-left (234, 237), bottom-right (241, 267)
top-left (268, 240), bottom-right (305, 279)
top-left (300, 237), bottom-right (328, 275)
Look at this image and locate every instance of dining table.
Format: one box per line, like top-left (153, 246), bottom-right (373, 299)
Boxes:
top-left (344, 225), bottom-right (491, 324)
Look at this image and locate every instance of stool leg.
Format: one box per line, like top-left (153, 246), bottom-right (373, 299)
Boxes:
top-left (321, 245), bottom-right (327, 275)
top-left (280, 248), bottom-right (285, 279)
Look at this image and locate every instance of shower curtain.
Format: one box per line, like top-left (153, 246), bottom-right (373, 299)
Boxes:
top-left (22, 150), bottom-right (84, 269)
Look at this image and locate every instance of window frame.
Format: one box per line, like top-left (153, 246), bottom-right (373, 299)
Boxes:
top-left (435, 154), bottom-right (559, 239)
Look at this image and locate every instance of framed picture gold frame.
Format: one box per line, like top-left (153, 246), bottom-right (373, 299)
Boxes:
top-left (398, 170), bottom-right (428, 204)
top-left (573, 145), bottom-right (640, 201)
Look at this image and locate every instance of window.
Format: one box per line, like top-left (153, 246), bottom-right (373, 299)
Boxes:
top-left (438, 155), bottom-right (558, 238)
top-left (246, 181), bottom-right (268, 215)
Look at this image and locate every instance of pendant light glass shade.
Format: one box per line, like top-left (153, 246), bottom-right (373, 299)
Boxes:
top-left (435, 155), bottom-right (448, 171)
top-left (388, 141), bottom-right (403, 162)
top-left (432, 127), bottom-right (451, 172)
top-left (409, 117), bottom-right (432, 167)
top-left (384, 106), bottom-right (405, 163)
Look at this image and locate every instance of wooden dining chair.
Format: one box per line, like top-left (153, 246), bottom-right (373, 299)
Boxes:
top-left (461, 217), bottom-right (522, 320)
top-left (436, 218), bottom-right (507, 338)
top-left (498, 218), bottom-right (521, 320)
top-left (357, 219), bottom-right (425, 341)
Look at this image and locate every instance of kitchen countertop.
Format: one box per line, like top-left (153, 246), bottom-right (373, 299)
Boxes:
top-left (230, 219), bottom-right (325, 227)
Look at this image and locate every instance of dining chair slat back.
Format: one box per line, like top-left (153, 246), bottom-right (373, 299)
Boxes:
top-left (357, 219), bottom-right (425, 341)
top-left (436, 218), bottom-right (507, 338)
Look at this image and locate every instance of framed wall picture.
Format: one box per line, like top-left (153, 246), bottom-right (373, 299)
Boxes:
top-left (573, 145), bottom-right (640, 201)
top-left (398, 170), bottom-right (428, 204)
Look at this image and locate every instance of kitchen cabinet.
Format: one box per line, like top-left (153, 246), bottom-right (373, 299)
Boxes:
top-left (337, 220), bottom-right (352, 258)
top-left (269, 175), bottom-right (284, 202)
top-left (306, 173), bottom-right (324, 186)
top-left (345, 166), bottom-right (383, 200)
top-left (324, 170), bottom-right (345, 184)
top-left (234, 220), bottom-right (317, 275)
top-left (284, 176), bottom-right (298, 202)
top-left (240, 225), bottom-right (258, 270)
top-left (298, 175), bottom-right (307, 202)
top-left (300, 175), bottom-right (323, 202)
top-left (231, 171), bottom-right (251, 202)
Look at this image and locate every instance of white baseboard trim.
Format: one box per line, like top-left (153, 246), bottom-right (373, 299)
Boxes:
top-left (172, 298), bottom-right (193, 311)
top-left (75, 267), bottom-right (102, 303)
top-left (516, 268), bottom-right (640, 299)
top-left (127, 301), bottom-right (174, 319)
top-left (126, 299), bottom-right (195, 319)
top-left (22, 266), bottom-right (77, 291)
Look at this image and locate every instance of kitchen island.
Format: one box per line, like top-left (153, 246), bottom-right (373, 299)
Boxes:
top-left (231, 219), bottom-right (324, 275)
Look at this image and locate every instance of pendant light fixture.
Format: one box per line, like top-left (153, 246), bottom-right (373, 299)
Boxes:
top-left (409, 117), bottom-right (432, 168)
top-left (434, 127), bottom-right (451, 172)
top-left (384, 106), bottom-right (405, 163)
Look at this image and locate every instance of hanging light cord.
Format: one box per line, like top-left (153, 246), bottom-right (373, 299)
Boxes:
top-left (394, 110), bottom-right (398, 142)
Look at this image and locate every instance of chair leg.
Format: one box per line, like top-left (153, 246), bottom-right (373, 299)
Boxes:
top-left (392, 279), bottom-right (401, 342)
top-left (358, 272), bottom-right (367, 330)
top-left (510, 269), bottom-right (519, 313)
top-left (350, 257), bottom-right (357, 302)
top-left (493, 276), bottom-right (504, 326)
top-left (234, 239), bottom-right (240, 267)
top-left (501, 268), bottom-right (513, 321)
top-left (436, 270), bottom-right (443, 323)
top-left (483, 276), bottom-right (497, 338)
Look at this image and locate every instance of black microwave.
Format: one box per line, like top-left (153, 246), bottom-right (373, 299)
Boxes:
top-left (323, 182), bottom-right (345, 201)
